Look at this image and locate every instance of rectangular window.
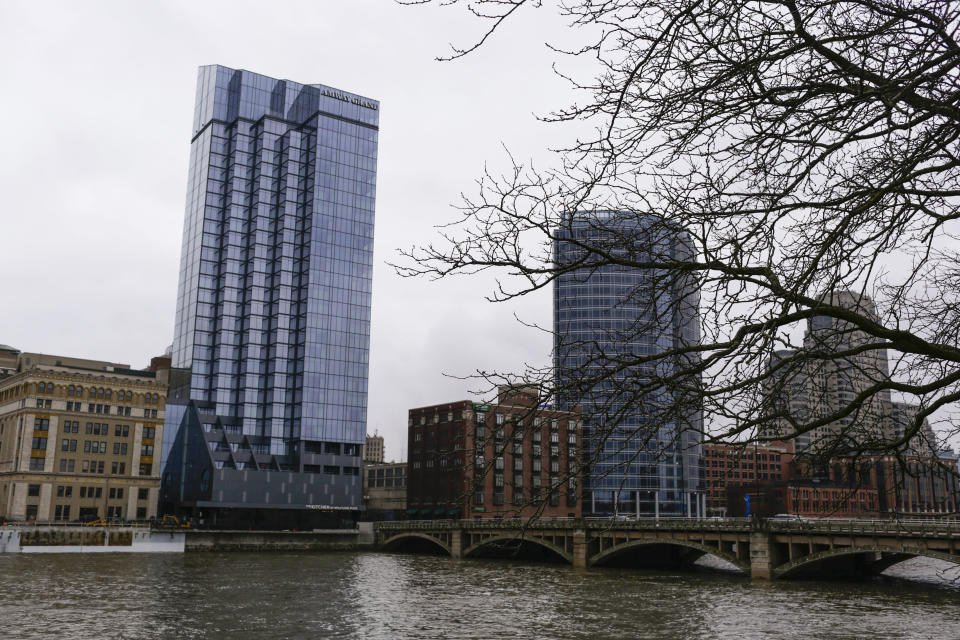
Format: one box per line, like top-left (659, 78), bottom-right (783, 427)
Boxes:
top-left (140, 444), bottom-right (154, 456)
top-left (138, 488), bottom-right (148, 500)
top-left (83, 441), bottom-right (91, 453)
top-left (323, 465), bottom-right (340, 475)
top-left (82, 460), bottom-right (90, 473)
top-left (98, 461), bottom-right (104, 474)
top-left (136, 507), bottom-right (147, 520)
top-left (139, 464), bottom-right (151, 476)
top-left (29, 458), bottom-right (44, 471)
top-left (143, 426), bottom-right (155, 439)
top-left (27, 484), bottom-right (40, 497)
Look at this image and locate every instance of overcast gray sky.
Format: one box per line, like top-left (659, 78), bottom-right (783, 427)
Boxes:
top-left (0, 0), bottom-right (591, 461)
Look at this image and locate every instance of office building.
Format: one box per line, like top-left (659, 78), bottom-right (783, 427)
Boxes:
top-left (0, 347), bottom-right (166, 522)
top-left (553, 211), bottom-right (703, 516)
top-left (160, 66), bottom-right (379, 529)
top-left (362, 461), bottom-right (406, 520)
top-left (703, 441), bottom-right (794, 516)
top-left (763, 291), bottom-right (894, 452)
top-left (363, 431), bottom-right (384, 464)
top-left (407, 386), bottom-right (581, 519)
top-left (763, 291), bottom-right (941, 456)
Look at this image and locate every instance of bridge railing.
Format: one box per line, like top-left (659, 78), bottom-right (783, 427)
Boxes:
top-left (766, 518), bottom-right (960, 537)
top-left (375, 516), bottom-right (960, 537)
top-left (375, 517), bottom-right (753, 532)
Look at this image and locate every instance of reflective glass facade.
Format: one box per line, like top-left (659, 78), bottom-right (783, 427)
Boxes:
top-left (161, 66), bottom-right (378, 524)
top-left (553, 212), bottom-right (702, 516)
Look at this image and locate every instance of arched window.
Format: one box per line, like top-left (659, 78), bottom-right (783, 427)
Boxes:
top-left (76, 386), bottom-right (83, 398)
top-left (68, 385), bottom-right (75, 397)
top-left (105, 389), bottom-right (112, 400)
top-left (97, 388), bottom-right (104, 399)
top-left (38, 382), bottom-right (46, 393)
top-left (153, 393), bottom-right (159, 404)
top-left (125, 390), bottom-right (132, 402)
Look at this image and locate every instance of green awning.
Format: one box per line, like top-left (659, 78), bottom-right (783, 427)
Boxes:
top-left (434, 509), bottom-right (446, 515)
top-left (447, 509), bottom-right (459, 516)
top-left (406, 509), bottom-right (419, 515)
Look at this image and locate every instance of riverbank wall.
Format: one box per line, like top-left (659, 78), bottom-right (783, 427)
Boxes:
top-left (184, 523), bottom-right (374, 552)
top-left (0, 523), bottom-right (375, 553)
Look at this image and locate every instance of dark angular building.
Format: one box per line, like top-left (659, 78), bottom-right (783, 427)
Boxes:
top-left (160, 66), bottom-right (379, 528)
top-left (553, 211), bottom-right (703, 516)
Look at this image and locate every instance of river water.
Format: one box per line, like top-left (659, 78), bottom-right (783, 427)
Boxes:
top-left (1, 552), bottom-right (957, 639)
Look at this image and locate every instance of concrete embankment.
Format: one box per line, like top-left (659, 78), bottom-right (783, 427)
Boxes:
top-left (185, 523), bottom-right (374, 552)
top-left (1, 522), bottom-right (374, 553)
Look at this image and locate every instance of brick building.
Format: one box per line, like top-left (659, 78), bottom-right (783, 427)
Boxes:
top-left (706, 438), bottom-right (959, 518)
top-left (407, 386), bottom-right (581, 519)
top-left (0, 348), bottom-right (167, 522)
top-left (703, 441), bottom-right (793, 516)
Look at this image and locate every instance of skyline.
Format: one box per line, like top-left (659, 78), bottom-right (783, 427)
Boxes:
top-left (0, 1), bottom-right (586, 462)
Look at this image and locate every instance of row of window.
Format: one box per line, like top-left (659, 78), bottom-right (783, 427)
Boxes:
top-left (57, 458), bottom-right (150, 476)
top-left (35, 383), bottom-right (162, 403)
top-left (300, 465), bottom-right (361, 475)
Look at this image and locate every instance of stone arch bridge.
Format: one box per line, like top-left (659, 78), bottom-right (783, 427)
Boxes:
top-left (375, 518), bottom-right (960, 580)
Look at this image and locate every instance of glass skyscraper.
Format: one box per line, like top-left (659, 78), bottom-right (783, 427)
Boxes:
top-left (160, 65), bottom-right (378, 528)
top-left (553, 211), bottom-right (703, 517)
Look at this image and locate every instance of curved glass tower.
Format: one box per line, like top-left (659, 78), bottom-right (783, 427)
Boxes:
top-left (553, 211), bottom-right (702, 516)
top-left (160, 66), bottom-right (378, 528)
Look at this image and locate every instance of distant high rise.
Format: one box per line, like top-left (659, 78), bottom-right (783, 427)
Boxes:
top-left (160, 65), bottom-right (379, 529)
top-left (763, 291), bottom-right (899, 453)
top-left (553, 211), bottom-right (702, 517)
top-left (363, 432), bottom-right (384, 464)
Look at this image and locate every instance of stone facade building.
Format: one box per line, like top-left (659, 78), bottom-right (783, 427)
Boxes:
top-left (362, 461), bottom-right (406, 520)
top-left (363, 432), bottom-right (384, 464)
top-left (0, 348), bottom-right (167, 522)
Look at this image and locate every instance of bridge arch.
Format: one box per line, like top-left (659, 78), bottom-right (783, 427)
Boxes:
top-left (774, 547), bottom-right (960, 579)
top-left (462, 534), bottom-right (573, 564)
top-left (380, 532), bottom-right (451, 556)
top-left (590, 538), bottom-right (749, 573)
